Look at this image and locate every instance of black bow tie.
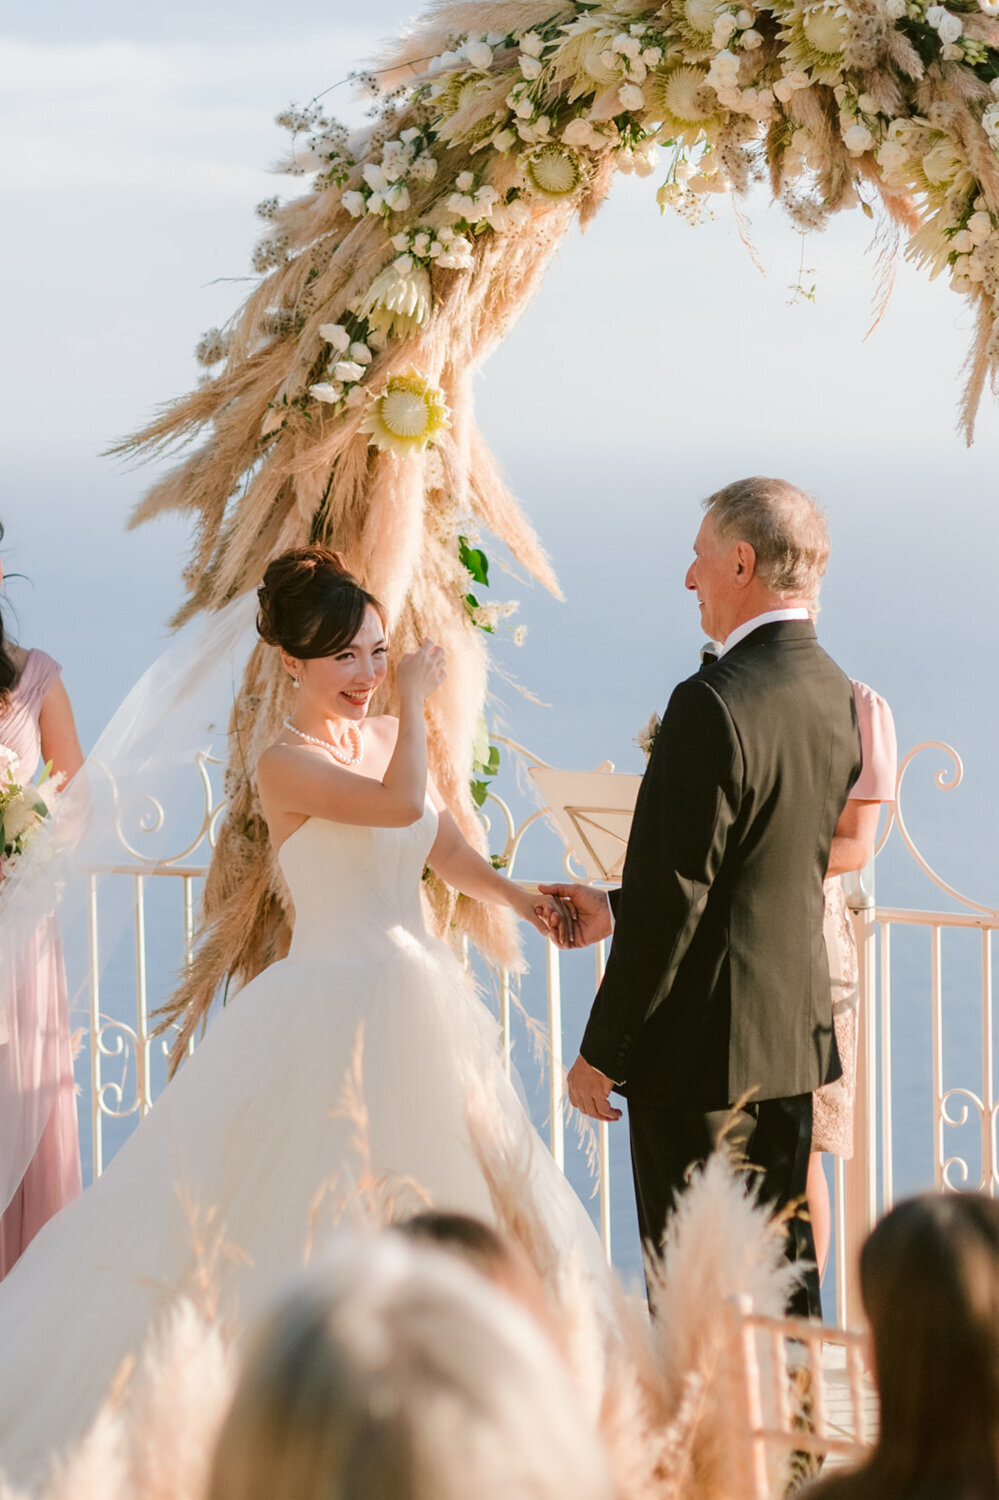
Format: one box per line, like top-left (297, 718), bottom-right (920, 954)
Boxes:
top-left (700, 645), bottom-right (719, 667)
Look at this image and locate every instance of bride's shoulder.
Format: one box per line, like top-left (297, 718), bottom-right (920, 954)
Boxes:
top-left (363, 714), bottom-right (399, 746)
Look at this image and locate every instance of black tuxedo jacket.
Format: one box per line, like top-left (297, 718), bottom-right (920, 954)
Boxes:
top-left (580, 620), bottom-right (862, 1111)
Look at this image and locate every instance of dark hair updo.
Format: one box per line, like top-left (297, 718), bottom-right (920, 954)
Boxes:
top-left (256, 546), bottom-right (387, 660)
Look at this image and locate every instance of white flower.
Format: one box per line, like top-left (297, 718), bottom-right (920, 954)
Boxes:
top-left (455, 170), bottom-right (475, 191)
top-left (773, 77), bottom-right (795, 102)
top-left (787, 70), bottom-right (810, 89)
top-left (519, 31), bottom-right (545, 57)
top-left (709, 49), bottom-right (742, 84)
top-left (366, 191), bottom-right (385, 213)
top-left (715, 86), bottom-right (742, 107)
top-left (362, 162), bottom-right (388, 192)
top-left (342, 190), bottom-right (366, 217)
top-left (940, 40), bottom-right (963, 57)
top-left (493, 129), bottom-right (516, 151)
top-left (520, 54), bottom-right (543, 79)
top-left (926, 4), bottom-right (945, 22)
top-left (884, 0), bottom-right (906, 13)
top-left (383, 184), bottom-right (410, 212)
top-left (876, 139), bottom-right (907, 172)
top-left (411, 155), bottom-right (439, 182)
top-left (616, 147), bottom-right (635, 173)
top-left (633, 141), bottom-right (660, 176)
top-left (309, 381), bottom-right (343, 404)
top-left (619, 82), bottom-right (646, 109)
top-left (349, 341), bottom-right (372, 364)
top-left (367, 327), bottom-right (388, 350)
top-left (613, 33), bottom-right (643, 58)
top-left (981, 0), bottom-right (999, 13)
top-left (713, 15), bottom-right (738, 44)
top-left (447, 192), bottom-right (477, 216)
top-left (951, 229), bottom-right (976, 252)
top-left (437, 237), bottom-right (475, 269)
top-left (741, 28), bottom-right (764, 47)
top-left (333, 360), bottom-right (366, 383)
top-left (475, 185), bottom-right (499, 208)
top-left (675, 158), bottom-right (694, 181)
top-left (938, 11), bottom-right (963, 40)
top-left (513, 95), bottom-right (535, 119)
top-left (736, 6), bottom-right (755, 23)
top-left (465, 40), bottom-right (494, 69)
top-left (562, 118), bottom-right (600, 148)
top-left (319, 323), bottom-right (351, 352)
top-left (512, 625), bottom-right (528, 646)
top-left (983, 103), bottom-right (999, 141)
top-left (968, 210), bottom-right (993, 243)
top-left (642, 46), bottom-right (663, 65)
top-left (391, 232), bottom-right (410, 252)
top-left (843, 122), bottom-right (874, 153)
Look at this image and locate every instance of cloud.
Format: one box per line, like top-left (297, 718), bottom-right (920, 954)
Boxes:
top-left (1, 33), bottom-right (375, 197)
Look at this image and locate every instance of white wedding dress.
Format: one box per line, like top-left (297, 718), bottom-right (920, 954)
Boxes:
top-left (0, 800), bottom-right (608, 1485)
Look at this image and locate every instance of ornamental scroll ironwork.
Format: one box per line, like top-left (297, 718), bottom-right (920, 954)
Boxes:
top-left (84, 754), bottom-right (226, 1177)
top-left (873, 740), bottom-right (999, 1198)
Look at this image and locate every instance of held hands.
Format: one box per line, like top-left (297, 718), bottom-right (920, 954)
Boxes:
top-left (397, 640), bottom-right (447, 703)
top-left (536, 883), bottom-right (613, 949)
top-left (567, 1054), bottom-right (621, 1122)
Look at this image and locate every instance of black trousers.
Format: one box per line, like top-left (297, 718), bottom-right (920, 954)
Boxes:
top-left (627, 1093), bottom-right (820, 1320)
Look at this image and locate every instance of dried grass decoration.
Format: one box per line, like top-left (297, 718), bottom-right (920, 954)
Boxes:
top-left (119, 0), bottom-right (999, 1062)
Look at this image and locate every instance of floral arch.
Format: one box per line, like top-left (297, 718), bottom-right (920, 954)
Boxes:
top-left (125, 0), bottom-right (999, 1056)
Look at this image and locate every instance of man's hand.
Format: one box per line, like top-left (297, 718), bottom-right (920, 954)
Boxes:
top-left (567, 1054), bottom-right (622, 1121)
top-left (537, 883), bottom-right (612, 948)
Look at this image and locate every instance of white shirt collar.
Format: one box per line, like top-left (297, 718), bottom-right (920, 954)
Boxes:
top-left (719, 607), bottom-right (810, 658)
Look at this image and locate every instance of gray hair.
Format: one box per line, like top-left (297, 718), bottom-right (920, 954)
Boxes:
top-left (703, 476), bottom-right (830, 599)
top-left (206, 1238), bottom-right (614, 1500)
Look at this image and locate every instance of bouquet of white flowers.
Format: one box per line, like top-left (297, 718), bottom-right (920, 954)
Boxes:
top-left (0, 763), bottom-right (62, 878)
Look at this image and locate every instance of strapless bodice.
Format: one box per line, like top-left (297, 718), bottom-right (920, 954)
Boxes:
top-left (277, 799), bottom-right (438, 961)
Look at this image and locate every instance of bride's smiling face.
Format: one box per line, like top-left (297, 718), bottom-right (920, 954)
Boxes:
top-left (285, 605), bottom-right (388, 721)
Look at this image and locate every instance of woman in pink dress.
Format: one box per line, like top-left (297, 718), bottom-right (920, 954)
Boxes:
top-left (0, 525), bottom-right (85, 1277)
top-left (808, 680), bottom-right (897, 1278)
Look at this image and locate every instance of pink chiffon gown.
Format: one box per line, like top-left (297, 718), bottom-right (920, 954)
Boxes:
top-left (812, 680), bottom-right (897, 1158)
top-left (0, 650), bottom-right (81, 1277)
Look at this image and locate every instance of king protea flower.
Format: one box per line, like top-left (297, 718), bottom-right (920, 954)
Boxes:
top-left (352, 256), bottom-right (432, 340)
top-left (360, 371), bottom-right (451, 458)
top-left (519, 144), bottom-right (586, 201)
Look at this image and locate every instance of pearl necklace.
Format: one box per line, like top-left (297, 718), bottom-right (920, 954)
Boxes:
top-left (282, 716), bottom-right (364, 767)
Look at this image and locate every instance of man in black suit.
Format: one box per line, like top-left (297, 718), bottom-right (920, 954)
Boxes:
top-left (541, 477), bottom-right (861, 1318)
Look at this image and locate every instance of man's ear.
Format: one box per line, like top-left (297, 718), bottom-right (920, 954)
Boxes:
top-left (733, 540), bottom-right (757, 586)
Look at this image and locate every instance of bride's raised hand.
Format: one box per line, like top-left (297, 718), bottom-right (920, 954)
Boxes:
top-left (397, 640), bottom-right (447, 703)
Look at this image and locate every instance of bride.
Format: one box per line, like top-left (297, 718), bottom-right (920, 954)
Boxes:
top-left (0, 546), bottom-right (607, 1486)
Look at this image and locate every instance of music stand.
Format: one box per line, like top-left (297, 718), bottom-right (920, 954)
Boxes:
top-left (527, 767), bottom-right (641, 882)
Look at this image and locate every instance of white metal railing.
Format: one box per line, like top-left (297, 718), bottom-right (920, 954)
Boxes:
top-left (74, 737), bottom-right (997, 1325)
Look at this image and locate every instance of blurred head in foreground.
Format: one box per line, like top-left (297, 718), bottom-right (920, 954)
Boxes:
top-left (394, 1210), bottom-right (555, 1336)
top-left (206, 1237), bottom-right (612, 1500)
top-left (813, 1191), bottom-right (999, 1500)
